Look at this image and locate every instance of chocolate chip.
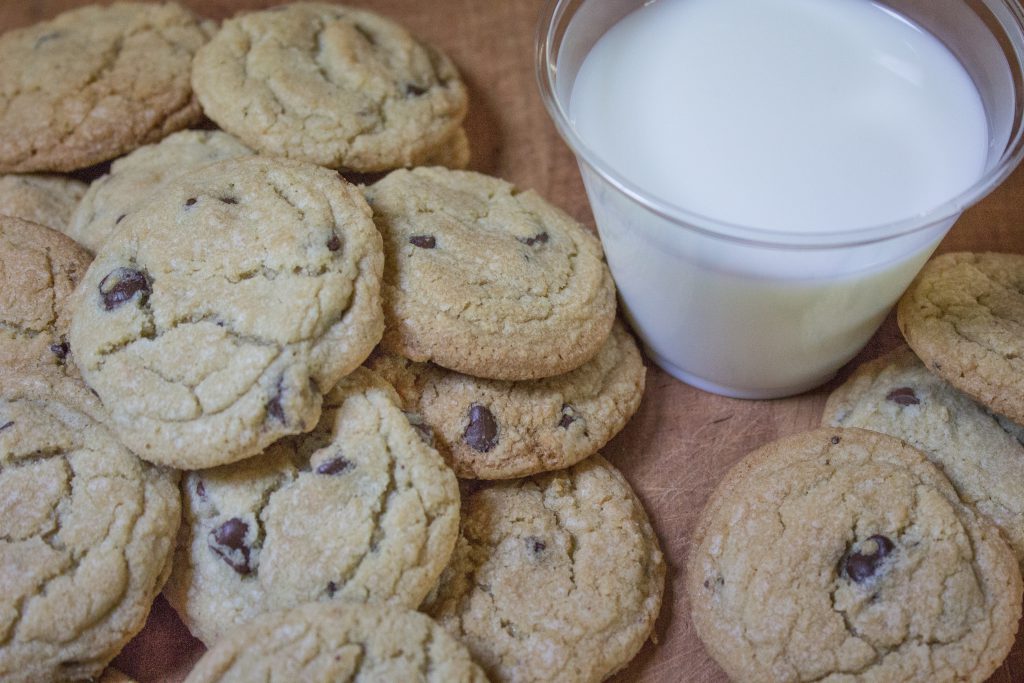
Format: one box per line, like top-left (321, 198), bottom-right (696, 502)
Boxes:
top-left (526, 537), bottom-right (546, 555)
top-left (219, 196), bottom-right (238, 205)
top-left (49, 341), bottom-right (69, 362)
top-left (326, 581), bottom-right (338, 597)
top-left (0, 421), bottom-right (13, 432)
top-left (185, 197), bottom-right (197, 208)
top-left (886, 387), bottom-right (920, 406)
top-left (464, 404), bottom-right (498, 452)
top-left (843, 535), bottom-right (895, 584)
top-left (327, 234), bottom-right (341, 251)
top-left (558, 403), bottom-right (578, 429)
top-left (33, 31), bottom-right (61, 49)
top-left (409, 235), bottom-right (436, 249)
top-left (830, 435), bottom-right (841, 445)
top-left (208, 517), bottom-right (252, 574)
top-left (115, 214), bottom-right (126, 225)
top-left (703, 575), bottom-right (725, 591)
top-left (98, 267), bottom-right (150, 311)
top-left (405, 83), bottom-right (428, 97)
top-left (213, 518), bottom-right (247, 548)
top-left (316, 456), bottom-right (352, 475)
top-left (518, 232), bottom-right (549, 247)
top-left (266, 378), bottom-right (286, 423)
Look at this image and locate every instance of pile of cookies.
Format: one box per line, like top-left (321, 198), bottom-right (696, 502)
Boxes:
top-left (687, 252), bottom-right (1024, 682)
top-left (0, 3), bottom-right (664, 683)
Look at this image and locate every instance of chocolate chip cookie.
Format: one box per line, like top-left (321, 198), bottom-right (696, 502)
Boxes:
top-left (0, 215), bottom-right (91, 376)
top-left (183, 602), bottom-right (487, 683)
top-left (68, 156), bottom-right (384, 469)
top-left (0, 174), bottom-right (86, 233)
top-left (368, 320), bottom-right (645, 479)
top-left (164, 368), bottom-right (459, 645)
top-left (823, 346), bottom-right (1024, 568)
top-left (687, 427), bottom-right (1022, 683)
top-left (191, 3), bottom-right (468, 173)
top-left (422, 455), bottom-right (665, 683)
top-left (67, 130), bottom-right (253, 252)
top-left (365, 167), bottom-right (617, 380)
top-left (0, 371), bottom-right (180, 683)
top-left (0, 2), bottom-right (209, 172)
top-left (898, 252), bottom-right (1024, 424)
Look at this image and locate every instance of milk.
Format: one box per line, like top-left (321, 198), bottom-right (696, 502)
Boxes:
top-left (564, 0), bottom-right (990, 397)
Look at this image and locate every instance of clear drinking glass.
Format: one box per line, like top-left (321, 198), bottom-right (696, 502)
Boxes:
top-left (537, 0), bottom-right (1024, 399)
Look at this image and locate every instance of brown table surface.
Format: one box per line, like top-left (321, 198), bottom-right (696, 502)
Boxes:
top-left (5, 0), bottom-right (1024, 681)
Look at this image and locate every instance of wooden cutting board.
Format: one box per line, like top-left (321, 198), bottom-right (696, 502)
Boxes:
top-left (4, 1), bottom-right (1023, 680)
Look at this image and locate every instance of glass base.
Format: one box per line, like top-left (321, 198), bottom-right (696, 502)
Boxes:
top-left (644, 346), bottom-right (836, 400)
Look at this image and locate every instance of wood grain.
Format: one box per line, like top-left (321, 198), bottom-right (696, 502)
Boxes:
top-left (4, 1), bottom-right (1024, 681)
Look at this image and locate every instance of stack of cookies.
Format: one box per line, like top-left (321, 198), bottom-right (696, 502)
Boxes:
top-left (687, 252), bottom-right (1024, 682)
top-left (0, 3), bottom-right (664, 683)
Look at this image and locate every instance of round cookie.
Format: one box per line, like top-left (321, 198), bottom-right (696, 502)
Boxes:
top-left (823, 346), bottom-right (1024, 568)
top-left (192, 3), bottom-right (468, 173)
top-left (67, 130), bottom-right (253, 252)
top-left (0, 371), bottom-right (180, 683)
top-left (0, 2), bottom-right (210, 172)
top-left (368, 319), bottom-right (645, 479)
top-left (184, 602), bottom-right (487, 683)
top-left (68, 156), bottom-right (384, 469)
top-left (897, 252), bottom-right (1024, 424)
top-left (0, 174), bottom-right (86, 233)
top-left (365, 168), bottom-right (617, 380)
top-left (164, 368), bottom-right (460, 645)
top-left (687, 427), bottom-right (1022, 683)
top-left (0, 215), bottom-right (91, 376)
top-left (421, 455), bottom-right (665, 683)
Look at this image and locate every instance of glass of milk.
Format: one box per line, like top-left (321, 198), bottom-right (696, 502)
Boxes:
top-left (537, 0), bottom-right (1024, 399)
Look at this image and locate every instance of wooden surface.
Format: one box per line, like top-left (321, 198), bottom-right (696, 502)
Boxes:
top-left (5, 1), bottom-right (1024, 681)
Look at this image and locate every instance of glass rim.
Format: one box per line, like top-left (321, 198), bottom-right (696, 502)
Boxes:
top-left (535, 0), bottom-right (1024, 249)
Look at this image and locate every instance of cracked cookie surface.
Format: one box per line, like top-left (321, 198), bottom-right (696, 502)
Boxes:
top-left (68, 130), bottom-right (253, 253)
top-left (897, 252), bottom-right (1024, 424)
top-left (367, 320), bottom-right (645, 479)
top-left (687, 427), bottom-right (1022, 683)
top-left (0, 371), bottom-right (180, 683)
top-left (823, 346), bottom-right (1024, 570)
top-left (0, 174), bottom-right (86, 233)
top-left (0, 216), bottom-right (91, 377)
top-left (184, 602), bottom-right (487, 683)
top-left (191, 2), bottom-right (468, 173)
top-left (421, 455), bottom-right (664, 683)
top-left (365, 168), bottom-right (617, 380)
top-left (164, 368), bottom-right (459, 645)
top-left (68, 156), bottom-right (384, 469)
top-left (0, 2), bottom-right (209, 172)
